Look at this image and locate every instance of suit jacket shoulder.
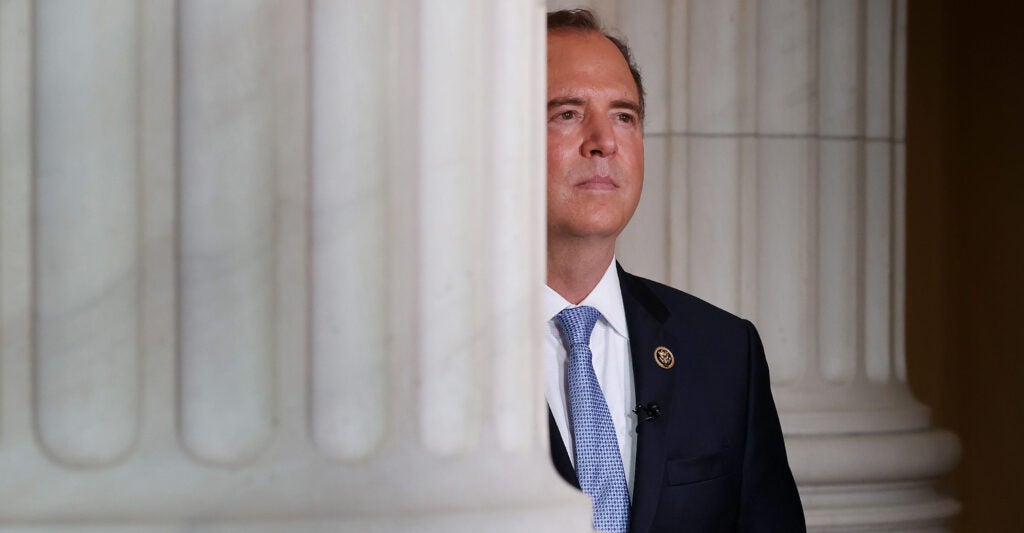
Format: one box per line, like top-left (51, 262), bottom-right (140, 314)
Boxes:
top-left (619, 267), bottom-right (752, 340)
top-left (617, 264), bottom-right (805, 532)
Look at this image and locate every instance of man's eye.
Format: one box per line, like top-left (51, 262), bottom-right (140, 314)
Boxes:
top-left (559, 111), bottom-right (577, 120)
top-left (617, 113), bottom-right (636, 123)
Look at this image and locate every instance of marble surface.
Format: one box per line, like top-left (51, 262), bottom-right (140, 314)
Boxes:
top-left (33, 0), bottom-right (141, 467)
top-left (0, 0), bottom-right (588, 530)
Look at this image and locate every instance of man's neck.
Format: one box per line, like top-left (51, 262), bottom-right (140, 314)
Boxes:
top-left (547, 238), bottom-right (616, 304)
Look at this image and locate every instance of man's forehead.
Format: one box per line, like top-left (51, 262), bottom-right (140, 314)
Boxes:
top-left (547, 31), bottom-right (638, 100)
top-left (547, 30), bottom-right (620, 64)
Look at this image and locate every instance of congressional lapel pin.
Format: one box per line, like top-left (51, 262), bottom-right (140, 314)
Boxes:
top-left (654, 346), bottom-right (674, 369)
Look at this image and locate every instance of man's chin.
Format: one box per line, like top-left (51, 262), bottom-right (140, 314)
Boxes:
top-left (548, 222), bottom-right (626, 243)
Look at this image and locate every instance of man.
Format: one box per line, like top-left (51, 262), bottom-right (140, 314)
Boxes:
top-left (544, 9), bottom-right (805, 532)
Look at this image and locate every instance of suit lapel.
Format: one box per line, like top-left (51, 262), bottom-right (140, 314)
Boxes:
top-left (618, 264), bottom-right (675, 533)
top-left (548, 408), bottom-right (581, 489)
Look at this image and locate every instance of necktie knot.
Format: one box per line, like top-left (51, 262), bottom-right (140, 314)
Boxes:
top-left (556, 306), bottom-right (601, 347)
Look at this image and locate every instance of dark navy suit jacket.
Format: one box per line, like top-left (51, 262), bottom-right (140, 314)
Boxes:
top-left (549, 264), bottom-right (805, 532)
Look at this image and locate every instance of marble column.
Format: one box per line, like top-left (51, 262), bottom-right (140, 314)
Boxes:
top-left (551, 0), bottom-right (962, 530)
top-left (0, 0), bottom-right (589, 530)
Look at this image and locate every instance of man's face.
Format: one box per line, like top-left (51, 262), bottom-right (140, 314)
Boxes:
top-left (546, 30), bottom-right (644, 244)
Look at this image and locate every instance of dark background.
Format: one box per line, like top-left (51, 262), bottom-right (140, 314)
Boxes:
top-left (906, 0), bottom-right (1024, 530)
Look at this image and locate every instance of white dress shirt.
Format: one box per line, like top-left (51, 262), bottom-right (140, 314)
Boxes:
top-left (545, 258), bottom-right (637, 496)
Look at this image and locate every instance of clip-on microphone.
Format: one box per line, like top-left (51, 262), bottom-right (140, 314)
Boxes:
top-left (633, 402), bottom-right (661, 423)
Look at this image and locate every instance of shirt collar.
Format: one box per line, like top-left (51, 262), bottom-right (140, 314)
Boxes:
top-left (543, 257), bottom-right (629, 340)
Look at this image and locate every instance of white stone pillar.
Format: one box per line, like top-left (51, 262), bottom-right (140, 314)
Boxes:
top-left (553, 0), bottom-right (962, 530)
top-left (0, 0), bottom-right (588, 530)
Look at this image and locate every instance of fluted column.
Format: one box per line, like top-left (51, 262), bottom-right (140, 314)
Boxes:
top-left (0, 0), bottom-right (588, 530)
top-left (554, 0), bottom-right (961, 529)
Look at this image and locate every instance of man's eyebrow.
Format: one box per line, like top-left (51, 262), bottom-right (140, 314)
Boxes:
top-left (547, 97), bottom-right (585, 109)
top-left (610, 99), bottom-right (642, 114)
top-left (546, 97), bottom-right (641, 114)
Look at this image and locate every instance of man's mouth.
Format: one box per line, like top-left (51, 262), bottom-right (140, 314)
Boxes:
top-left (576, 175), bottom-right (617, 190)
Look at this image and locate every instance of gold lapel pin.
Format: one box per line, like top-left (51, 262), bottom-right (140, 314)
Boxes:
top-left (654, 346), bottom-right (674, 369)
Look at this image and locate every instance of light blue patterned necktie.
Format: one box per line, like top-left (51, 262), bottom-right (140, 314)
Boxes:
top-left (557, 306), bottom-right (630, 533)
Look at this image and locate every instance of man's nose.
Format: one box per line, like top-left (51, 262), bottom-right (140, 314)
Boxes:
top-left (580, 116), bottom-right (617, 158)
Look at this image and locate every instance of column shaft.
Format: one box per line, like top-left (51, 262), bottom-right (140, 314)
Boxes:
top-left (0, 1), bottom-right (588, 530)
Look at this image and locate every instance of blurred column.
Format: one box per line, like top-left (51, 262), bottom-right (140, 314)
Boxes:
top-left (564, 0), bottom-right (962, 530)
top-left (0, 0), bottom-right (588, 531)
top-left (752, 2), bottom-right (961, 530)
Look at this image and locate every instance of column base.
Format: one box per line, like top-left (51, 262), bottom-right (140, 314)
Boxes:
top-left (802, 481), bottom-right (959, 532)
top-left (787, 429), bottom-right (961, 532)
top-left (0, 504), bottom-right (593, 533)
